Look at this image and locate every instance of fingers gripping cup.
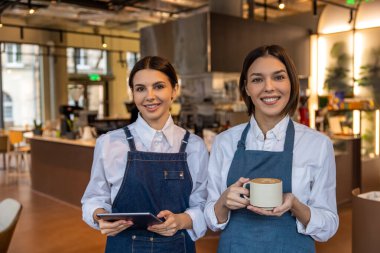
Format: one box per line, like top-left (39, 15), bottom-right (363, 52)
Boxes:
top-left (243, 178), bottom-right (283, 210)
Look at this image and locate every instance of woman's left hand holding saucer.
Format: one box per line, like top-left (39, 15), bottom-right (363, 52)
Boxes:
top-left (247, 193), bottom-right (295, 217)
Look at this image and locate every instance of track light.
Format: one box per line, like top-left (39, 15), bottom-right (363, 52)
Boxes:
top-left (278, 0), bottom-right (285, 10)
top-left (101, 35), bottom-right (107, 48)
top-left (28, 0), bottom-right (35, 15)
top-left (0, 16), bottom-right (3, 28)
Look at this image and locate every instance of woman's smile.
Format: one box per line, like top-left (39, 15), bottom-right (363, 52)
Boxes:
top-left (260, 96), bottom-right (281, 105)
top-left (143, 102), bottom-right (162, 111)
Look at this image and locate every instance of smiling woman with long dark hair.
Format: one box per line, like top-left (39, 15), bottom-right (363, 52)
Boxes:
top-left (82, 56), bottom-right (209, 253)
top-left (204, 45), bottom-right (339, 253)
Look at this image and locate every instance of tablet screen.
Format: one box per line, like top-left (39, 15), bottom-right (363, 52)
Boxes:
top-left (96, 212), bottom-right (163, 229)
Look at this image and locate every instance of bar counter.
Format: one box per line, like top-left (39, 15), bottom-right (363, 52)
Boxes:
top-left (29, 134), bottom-right (367, 208)
top-left (30, 136), bottom-right (95, 207)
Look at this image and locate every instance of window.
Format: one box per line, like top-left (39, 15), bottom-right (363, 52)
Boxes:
top-left (126, 51), bottom-right (140, 73)
top-left (67, 48), bottom-right (107, 74)
top-left (1, 43), bottom-right (43, 128)
top-left (4, 43), bottom-right (23, 67)
top-left (3, 92), bottom-right (13, 124)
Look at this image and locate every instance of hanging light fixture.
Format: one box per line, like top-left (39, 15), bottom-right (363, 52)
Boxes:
top-left (264, 0), bottom-right (268, 21)
top-left (101, 35), bottom-right (107, 48)
top-left (278, 0), bottom-right (285, 10)
top-left (28, 0), bottom-right (35, 14)
top-left (312, 0), bottom-right (317, 16)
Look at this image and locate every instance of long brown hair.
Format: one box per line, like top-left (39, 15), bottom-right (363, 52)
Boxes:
top-left (239, 45), bottom-right (300, 116)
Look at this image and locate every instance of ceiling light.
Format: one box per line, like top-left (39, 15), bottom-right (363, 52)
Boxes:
top-left (278, 0), bottom-right (285, 10)
top-left (101, 35), bottom-right (107, 48)
top-left (28, 0), bottom-right (35, 15)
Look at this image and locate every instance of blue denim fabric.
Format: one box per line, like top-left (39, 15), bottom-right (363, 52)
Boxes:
top-left (105, 127), bottom-right (195, 253)
top-left (218, 120), bottom-right (315, 253)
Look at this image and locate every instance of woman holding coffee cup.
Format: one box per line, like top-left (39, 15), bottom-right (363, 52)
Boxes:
top-left (204, 45), bottom-right (338, 252)
top-left (81, 56), bottom-right (209, 253)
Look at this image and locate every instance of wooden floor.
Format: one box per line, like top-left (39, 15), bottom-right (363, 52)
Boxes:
top-left (0, 169), bottom-right (352, 253)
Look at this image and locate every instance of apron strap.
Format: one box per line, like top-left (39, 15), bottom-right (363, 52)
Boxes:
top-left (179, 130), bottom-right (191, 153)
top-left (123, 126), bottom-right (137, 151)
top-left (283, 120), bottom-right (295, 152)
top-left (237, 122), bottom-right (251, 150)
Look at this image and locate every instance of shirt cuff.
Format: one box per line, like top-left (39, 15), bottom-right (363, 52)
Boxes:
top-left (82, 203), bottom-right (112, 230)
top-left (296, 206), bottom-right (323, 236)
top-left (206, 202), bottom-right (230, 231)
top-left (185, 208), bottom-right (207, 241)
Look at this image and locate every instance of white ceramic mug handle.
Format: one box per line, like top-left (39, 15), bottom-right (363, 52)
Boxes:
top-left (242, 182), bottom-right (250, 200)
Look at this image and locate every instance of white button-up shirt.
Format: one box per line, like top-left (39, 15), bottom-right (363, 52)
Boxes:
top-left (81, 115), bottom-right (209, 241)
top-left (204, 116), bottom-right (339, 242)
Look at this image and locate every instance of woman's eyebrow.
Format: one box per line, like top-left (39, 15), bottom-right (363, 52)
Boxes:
top-left (249, 69), bottom-right (286, 77)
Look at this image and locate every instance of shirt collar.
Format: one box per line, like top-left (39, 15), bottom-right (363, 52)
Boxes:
top-left (134, 113), bottom-right (175, 149)
top-left (250, 115), bottom-right (290, 141)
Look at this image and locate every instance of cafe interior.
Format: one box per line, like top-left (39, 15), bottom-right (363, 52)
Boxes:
top-left (0, 0), bottom-right (380, 252)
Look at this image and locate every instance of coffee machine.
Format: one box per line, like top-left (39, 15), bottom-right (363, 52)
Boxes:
top-left (59, 105), bottom-right (83, 139)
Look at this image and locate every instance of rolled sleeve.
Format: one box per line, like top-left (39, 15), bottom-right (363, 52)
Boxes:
top-left (185, 207), bottom-right (207, 240)
top-left (296, 139), bottom-right (339, 242)
top-left (204, 134), bottom-right (233, 231)
top-left (296, 206), bottom-right (338, 242)
top-left (81, 135), bottom-right (112, 230)
top-left (185, 137), bottom-right (209, 240)
top-left (204, 201), bottom-right (230, 231)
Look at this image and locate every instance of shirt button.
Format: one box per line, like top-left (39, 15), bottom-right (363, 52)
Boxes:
top-left (150, 237), bottom-right (154, 242)
top-left (132, 235), bottom-right (136, 240)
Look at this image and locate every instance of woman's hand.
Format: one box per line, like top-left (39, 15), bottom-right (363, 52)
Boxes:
top-left (93, 208), bottom-right (134, 236)
top-left (98, 219), bottom-right (134, 236)
top-left (214, 177), bottom-right (250, 223)
top-left (147, 210), bottom-right (192, 237)
top-left (247, 193), bottom-right (311, 226)
top-left (247, 193), bottom-right (295, 216)
top-left (220, 177), bottom-right (251, 210)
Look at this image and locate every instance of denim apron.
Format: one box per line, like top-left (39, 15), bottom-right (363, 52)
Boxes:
top-left (105, 127), bottom-right (195, 253)
top-left (218, 120), bottom-right (315, 253)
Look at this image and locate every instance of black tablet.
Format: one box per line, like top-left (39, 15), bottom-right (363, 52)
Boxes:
top-left (96, 212), bottom-right (163, 229)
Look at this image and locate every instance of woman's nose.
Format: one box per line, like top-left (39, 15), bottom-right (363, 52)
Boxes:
top-left (146, 88), bottom-right (156, 100)
top-left (264, 78), bottom-right (275, 92)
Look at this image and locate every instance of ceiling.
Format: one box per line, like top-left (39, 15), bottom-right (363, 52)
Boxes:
top-left (0, 0), bottom-right (359, 32)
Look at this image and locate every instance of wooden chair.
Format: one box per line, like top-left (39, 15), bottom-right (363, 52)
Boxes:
top-left (0, 198), bottom-right (22, 253)
top-left (7, 130), bottom-right (31, 172)
top-left (0, 135), bottom-right (9, 170)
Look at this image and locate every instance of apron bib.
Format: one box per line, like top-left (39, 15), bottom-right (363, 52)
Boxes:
top-left (105, 127), bottom-right (195, 253)
top-left (218, 120), bottom-right (315, 253)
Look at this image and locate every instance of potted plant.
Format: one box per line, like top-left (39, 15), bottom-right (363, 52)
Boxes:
top-left (33, 119), bottom-right (43, 136)
top-left (356, 47), bottom-right (380, 107)
top-left (324, 41), bottom-right (352, 97)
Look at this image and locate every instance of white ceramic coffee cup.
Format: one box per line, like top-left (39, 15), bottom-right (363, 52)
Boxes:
top-left (243, 178), bottom-right (283, 210)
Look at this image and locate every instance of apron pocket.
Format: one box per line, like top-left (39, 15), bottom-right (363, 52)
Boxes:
top-left (160, 169), bottom-right (191, 213)
top-left (164, 170), bottom-right (185, 180)
top-left (131, 233), bottom-right (186, 253)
